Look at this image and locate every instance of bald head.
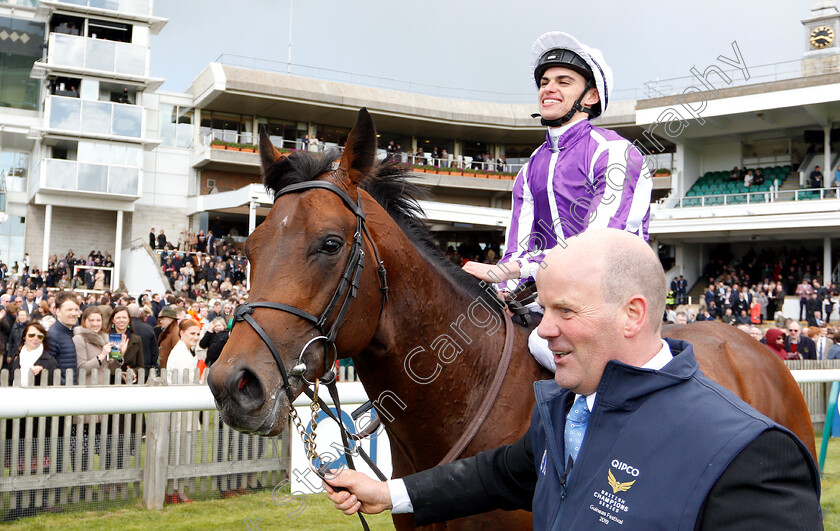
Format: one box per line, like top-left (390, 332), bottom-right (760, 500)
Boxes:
top-left (126, 303), bottom-right (141, 318)
top-left (541, 229), bottom-right (665, 331)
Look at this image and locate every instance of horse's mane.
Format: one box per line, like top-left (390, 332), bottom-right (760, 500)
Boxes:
top-left (263, 150), bottom-right (502, 313)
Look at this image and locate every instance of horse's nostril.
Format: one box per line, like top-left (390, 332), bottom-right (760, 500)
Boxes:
top-left (231, 368), bottom-right (264, 408)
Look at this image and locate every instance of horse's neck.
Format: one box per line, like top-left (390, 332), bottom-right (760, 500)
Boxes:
top-left (354, 241), bottom-right (515, 470)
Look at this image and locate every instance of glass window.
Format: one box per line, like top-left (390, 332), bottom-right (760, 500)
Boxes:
top-left (89, 0), bottom-right (120, 11)
top-left (112, 104), bottom-right (142, 137)
top-left (44, 159), bottom-right (76, 190)
top-left (81, 100), bottom-right (111, 135)
top-left (85, 38), bottom-right (116, 72)
top-left (108, 166), bottom-right (138, 195)
top-left (0, 151), bottom-right (28, 192)
top-left (116, 43), bottom-right (145, 76)
top-left (161, 105), bottom-right (193, 148)
top-left (50, 97), bottom-right (82, 131)
top-left (77, 141), bottom-right (95, 162)
top-left (0, 215), bottom-right (26, 266)
top-left (120, 0), bottom-right (150, 16)
top-left (110, 143), bottom-right (126, 164)
top-left (77, 163), bottom-right (107, 192)
top-left (80, 79), bottom-right (99, 100)
top-left (0, 16), bottom-right (43, 110)
top-left (159, 104), bottom-right (175, 146)
top-left (93, 142), bottom-right (110, 164)
top-left (125, 145), bottom-right (142, 166)
top-left (51, 33), bottom-right (85, 69)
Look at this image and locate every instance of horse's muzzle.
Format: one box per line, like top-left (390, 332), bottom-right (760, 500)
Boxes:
top-left (209, 364), bottom-right (286, 434)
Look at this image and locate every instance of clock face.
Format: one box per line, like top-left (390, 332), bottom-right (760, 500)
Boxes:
top-left (810, 26), bottom-right (834, 49)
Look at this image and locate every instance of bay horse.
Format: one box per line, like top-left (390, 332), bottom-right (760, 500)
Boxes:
top-left (207, 108), bottom-right (815, 530)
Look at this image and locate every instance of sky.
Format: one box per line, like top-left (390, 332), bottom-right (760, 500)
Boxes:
top-left (150, 0), bottom-right (819, 102)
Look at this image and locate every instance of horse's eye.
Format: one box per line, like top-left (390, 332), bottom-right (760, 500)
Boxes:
top-left (320, 238), bottom-right (342, 254)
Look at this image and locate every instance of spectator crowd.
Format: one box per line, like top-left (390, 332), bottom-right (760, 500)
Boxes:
top-left (662, 245), bottom-right (840, 361)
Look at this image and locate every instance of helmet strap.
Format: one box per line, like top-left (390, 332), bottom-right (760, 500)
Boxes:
top-left (533, 79), bottom-right (596, 127)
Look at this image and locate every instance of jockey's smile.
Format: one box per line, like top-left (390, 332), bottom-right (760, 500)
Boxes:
top-left (538, 66), bottom-right (599, 123)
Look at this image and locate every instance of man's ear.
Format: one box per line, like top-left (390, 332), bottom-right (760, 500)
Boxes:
top-left (622, 294), bottom-right (648, 338)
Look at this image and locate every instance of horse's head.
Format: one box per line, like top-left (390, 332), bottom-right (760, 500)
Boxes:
top-left (207, 108), bottom-right (387, 435)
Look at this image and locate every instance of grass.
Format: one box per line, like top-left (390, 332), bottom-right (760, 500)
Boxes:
top-left (7, 435), bottom-right (840, 530)
top-left (1, 486), bottom-right (397, 530)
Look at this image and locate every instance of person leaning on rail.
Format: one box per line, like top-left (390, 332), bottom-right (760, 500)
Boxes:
top-left (325, 229), bottom-right (821, 530)
top-left (461, 32), bottom-right (653, 372)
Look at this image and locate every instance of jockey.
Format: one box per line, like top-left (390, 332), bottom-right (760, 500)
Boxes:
top-left (462, 32), bottom-right (653, 370)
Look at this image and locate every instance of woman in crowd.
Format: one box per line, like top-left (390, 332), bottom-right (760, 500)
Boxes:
top-left (8, 322), bottom-right (58, 387)
top-left (765, 328), bottom-right (798, 360)
top-left (4, 321), bottom-right (58, 521)
top-left (30, 300), bottom-right (50, 322)
top-left (199, 317), bottom-right (229, 368)
top-left (107, 306), bottom-right (143, 373)
top-left (93, 269), bottom-right (105, 291)
top-left (165, 319), bottom-right (202, 504)
top-left (222, 302), bottom-right (235, 329)
top-left (5, 307), bottom-right (28, 366)
top-left (167, 319), bottom-right (201, 384)
top-left (72, 306), bottom-right (120, 481)
top-left (74, 306), bottom-right (120, 385)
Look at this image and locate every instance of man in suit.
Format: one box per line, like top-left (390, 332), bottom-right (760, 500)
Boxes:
top-left (207, 230), bottom-right (216, 257)
top-left (816, 325), bottom-right (834, 361)
top-left (786, 321), bottom-right (817, 359)
top-left (127, 303), bottom-right (159, 370)
top-left (21, 291), bottom-right (38, 317)
top-left (149, 228), bottom-right (156, 249)
top-left (325, 229), bottom-right (821, 529)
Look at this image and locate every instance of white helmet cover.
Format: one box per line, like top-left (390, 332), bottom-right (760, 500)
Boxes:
top-left (530, 32), bottom-right (613, 117)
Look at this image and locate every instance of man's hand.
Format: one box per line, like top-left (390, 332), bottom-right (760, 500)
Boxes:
top-left (323, 468), bottom-right (392, 516)
top-left (462, 261), bottom-right (521, 283)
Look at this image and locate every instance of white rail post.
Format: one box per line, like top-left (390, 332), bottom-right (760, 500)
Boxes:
top-left (143, 380), bottom-right (170, 509)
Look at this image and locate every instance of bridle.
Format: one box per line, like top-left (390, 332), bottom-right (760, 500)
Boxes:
top-left (231, 179), bottom-right (389, 531)
top-left (233, 180), bottom-right (388, 401)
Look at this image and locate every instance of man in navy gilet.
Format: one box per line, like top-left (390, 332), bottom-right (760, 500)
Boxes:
top-left (326, 229), bottom-right (821, 530)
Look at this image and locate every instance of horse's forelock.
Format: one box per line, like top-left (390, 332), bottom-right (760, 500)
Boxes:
top-left (261, 149), bottom-right (340, 196)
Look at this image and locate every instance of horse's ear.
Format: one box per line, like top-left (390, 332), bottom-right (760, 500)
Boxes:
top-left (338, 108), bottom-right (377, 186)
top-left (259, 125), bottom-right (286, 174)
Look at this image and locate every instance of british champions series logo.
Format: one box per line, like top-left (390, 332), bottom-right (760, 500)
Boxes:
top-left (607, 469), bottom-right (635, 494)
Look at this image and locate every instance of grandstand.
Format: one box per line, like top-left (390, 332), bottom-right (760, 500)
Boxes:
top-left (681, 165), bottom-right (791, 206)
top-left (0, 0), bottom-right (838, 297)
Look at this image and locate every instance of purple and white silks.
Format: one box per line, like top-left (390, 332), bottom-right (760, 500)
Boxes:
top-left (500, 120), bottom-right (652, 291)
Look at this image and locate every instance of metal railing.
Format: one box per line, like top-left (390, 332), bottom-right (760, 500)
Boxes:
top-left (200, 132), bottom-right (525, 174)
top-left (786, 360), bottom-right (840, 431)
top-left (0, 367), bottom-right (288, 513)
top-left (639, 57), bottom-right (840, 99)
top-left (676, 186), bottom-right (840, 208)
top-left (216, 54), bottom-right (536, 104)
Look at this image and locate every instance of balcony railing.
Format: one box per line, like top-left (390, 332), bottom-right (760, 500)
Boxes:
top-left (42, 158), bottom-right (139, 196)
top-left (56, 0), bottom-right (151, 15)
top-left (675, 187), bottom-right (839, 208)
top-left (47, 33), bottom-right (146, 77)
top-left (199, 132), bottom-right (527, 174)
top-left (1, 175), bottom-right (26, 193)
top-left (47, 95), bottom-right (143, 138)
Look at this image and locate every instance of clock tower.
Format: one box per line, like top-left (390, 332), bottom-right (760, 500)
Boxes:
top-left (802, 0), bottom-right (840, 75)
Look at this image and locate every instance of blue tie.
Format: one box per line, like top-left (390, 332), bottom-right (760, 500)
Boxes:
top-left (564, 395), bottom-right (590, 466)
